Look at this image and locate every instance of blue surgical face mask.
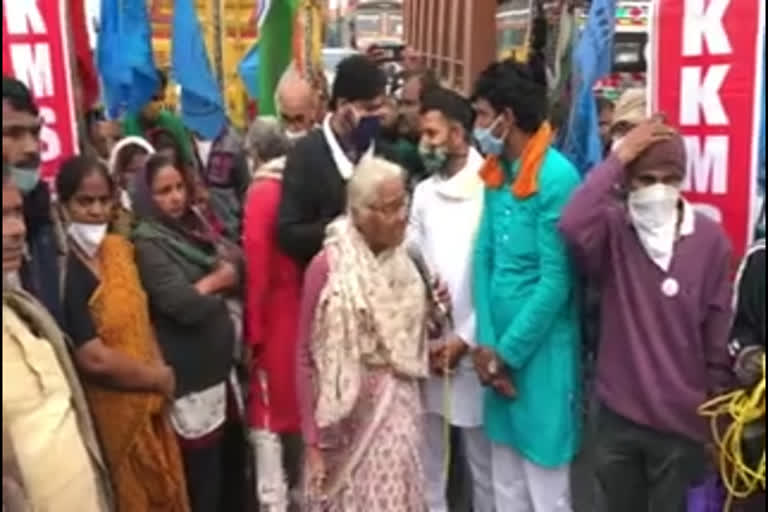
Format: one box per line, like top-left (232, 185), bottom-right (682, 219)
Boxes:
top-left (352, 115), bottom-right (381, 155)
top-left (10, 166), bottom-right (40, 194)
top-left (473, 117), bottom-right (505, 156)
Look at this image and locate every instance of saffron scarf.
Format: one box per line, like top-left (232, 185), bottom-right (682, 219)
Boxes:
top-left (479, 122), bottom-right (553, 198)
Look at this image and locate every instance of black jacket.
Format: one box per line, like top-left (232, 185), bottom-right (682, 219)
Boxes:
top-left (133, 229), bottom-right (234, 397)
top-left (731, 241), bottom-right (766, 353)
top-left (19, 183), bottom-right (62, 322)
top-left (276, 130), bottom-right (405, 267)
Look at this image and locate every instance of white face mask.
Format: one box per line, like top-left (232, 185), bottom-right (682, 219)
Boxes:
top-left (628, 183), bottom-right (681, 271)
top-left (285, 129), bottom-right (308, 141)
top-left (68, 223), bottom-right (108, 258)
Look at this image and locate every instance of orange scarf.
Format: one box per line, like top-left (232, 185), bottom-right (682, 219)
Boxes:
top-left (85, 235), bottom-right (189, 512)
top-left (479, 122), bottom-right (552, 198)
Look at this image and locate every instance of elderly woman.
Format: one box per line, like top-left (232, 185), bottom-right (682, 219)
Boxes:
top-left (242, 118), bottom-right (302, 510)
top-left (298, 156), bottom-right (430, 511)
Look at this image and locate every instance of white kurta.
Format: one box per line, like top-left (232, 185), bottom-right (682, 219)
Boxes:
top-left (408, 148), bottom-right (486, 428)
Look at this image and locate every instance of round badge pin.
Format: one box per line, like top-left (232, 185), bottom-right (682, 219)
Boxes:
top-left (662, 277), bottom-right (680, 298)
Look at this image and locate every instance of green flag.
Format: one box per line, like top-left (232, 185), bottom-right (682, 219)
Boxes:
top-left (258, 0), bottom-right (299, 115)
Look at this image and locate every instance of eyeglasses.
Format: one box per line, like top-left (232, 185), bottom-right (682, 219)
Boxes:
top-left (365, 196), bottom-right (410, 217)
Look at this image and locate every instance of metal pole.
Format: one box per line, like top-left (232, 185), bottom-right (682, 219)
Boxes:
top-left (213, 0), bottom-right (224, 87)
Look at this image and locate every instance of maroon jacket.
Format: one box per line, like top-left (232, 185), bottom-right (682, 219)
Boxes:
top-left (559, 155), bottom-right (734, 443)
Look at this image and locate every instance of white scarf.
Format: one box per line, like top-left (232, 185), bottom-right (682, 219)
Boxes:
top-left (311, 218), bottom-right (429, 428)
top-left (629, 186), bottom-right (695, 272)
top-left (107, 136), bottom-right (156, 211)
top-left (434, 147), bottom-right (486, 201)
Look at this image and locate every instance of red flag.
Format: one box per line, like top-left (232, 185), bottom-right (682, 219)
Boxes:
top-left (70, 0), bottom-right (99, 109)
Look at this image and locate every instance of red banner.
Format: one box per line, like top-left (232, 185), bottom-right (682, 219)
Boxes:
top-left (649, 0), bottom-right (765, 258)
top-left (2, 0), bottom-right (79, 182)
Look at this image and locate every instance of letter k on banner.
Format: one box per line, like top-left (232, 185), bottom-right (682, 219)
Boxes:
top-left (649, 0), bottom-right (766, 260)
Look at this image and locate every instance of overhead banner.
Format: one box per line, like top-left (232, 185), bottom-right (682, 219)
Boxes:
top-left (649, 0), bottom-right (766, 258)
top-left (2, 0), bottom-right (79, 182)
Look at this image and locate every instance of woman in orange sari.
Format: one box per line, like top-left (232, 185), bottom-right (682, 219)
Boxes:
top-left (56, 156), bottom-right (189, 512)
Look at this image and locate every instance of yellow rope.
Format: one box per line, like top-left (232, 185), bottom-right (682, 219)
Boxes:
top-left (698, 356), bottom-right (766, 511)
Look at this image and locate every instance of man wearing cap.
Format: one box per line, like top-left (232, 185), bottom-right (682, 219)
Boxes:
top-left (559, 121), bottom-right (733, 512)
top-left (607, 88), bottom-right (646, 151)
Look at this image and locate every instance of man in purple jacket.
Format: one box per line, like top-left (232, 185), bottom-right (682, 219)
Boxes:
top-left (559, 120), bottom-right (734, 512)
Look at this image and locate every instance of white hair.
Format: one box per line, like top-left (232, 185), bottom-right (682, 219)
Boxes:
top-left (245, 116), bottom-right (291, 162)
top-left (347, 156), bottom-right (406, 211)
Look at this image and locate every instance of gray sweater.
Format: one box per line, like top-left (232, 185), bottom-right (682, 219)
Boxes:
top-left (133, 233), bottom-right (234, 397)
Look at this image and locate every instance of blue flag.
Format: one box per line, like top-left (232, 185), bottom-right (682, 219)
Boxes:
top-left (172, 0), bottom-right (227, 140)
top-left (560, 0), bottom-right (616, 174)
top-left (97, 0), bottom-right (159, 118)
top-left (238, 43), bottom-right (261, 100)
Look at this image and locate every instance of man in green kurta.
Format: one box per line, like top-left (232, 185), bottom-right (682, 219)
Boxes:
top-left (470, 59), bottom-right (583, 512)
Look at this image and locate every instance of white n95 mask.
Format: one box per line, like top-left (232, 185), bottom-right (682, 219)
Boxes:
top-left (68, 223), bottom-right (108, 258)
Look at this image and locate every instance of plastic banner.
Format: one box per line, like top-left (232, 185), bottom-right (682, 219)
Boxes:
top-left (649, 0), bottom-right (766, 258)
top-left (2, 0), bottom-right (80, 182)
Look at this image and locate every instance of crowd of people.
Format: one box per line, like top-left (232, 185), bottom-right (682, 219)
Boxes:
top-left (2, 49), bottom-right (765, 512)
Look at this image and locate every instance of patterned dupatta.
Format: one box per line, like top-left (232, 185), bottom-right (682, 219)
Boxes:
top-left (310, 218), bottom-right (429, 429)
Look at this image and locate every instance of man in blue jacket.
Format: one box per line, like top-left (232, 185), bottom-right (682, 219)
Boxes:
top-left (2, 76), bottom-right (62, 321)
top-left (471, 59), bottom-right (583, 511)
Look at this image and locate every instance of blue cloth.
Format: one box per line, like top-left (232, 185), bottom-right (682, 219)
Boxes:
top-left (238, 43), bottom-right (261, 100)
top-left (172, 0), bottom-right (227, 140)
top-left (560, 0), bottom-right (616, 174)
top-left (473, 149), bottom-right (583, 467)
top-left (97, 0), bottom-right (159, 118)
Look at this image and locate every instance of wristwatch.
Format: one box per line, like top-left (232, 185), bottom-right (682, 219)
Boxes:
top-left (487, 357), bottom-right (499, 377)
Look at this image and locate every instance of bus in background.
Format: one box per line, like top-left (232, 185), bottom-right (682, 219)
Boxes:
top-left (494, 0), bottom-right (649, 98)
top-left (496, 2), bottom-right (532, 62)
top-left (496, 0), bottom-right (564, 62)
top-left (351, 0), bottom-right (404, 51)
